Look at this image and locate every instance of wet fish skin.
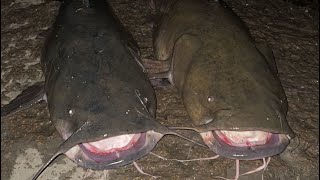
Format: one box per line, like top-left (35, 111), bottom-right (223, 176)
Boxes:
top-left (151, 0), bottom-right (294, 160)
top-left (2, 0), bottom-right (169, 175)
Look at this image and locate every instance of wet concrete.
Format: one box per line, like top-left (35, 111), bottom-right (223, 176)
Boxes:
top-left (1, 0), bottom-right (319, 179)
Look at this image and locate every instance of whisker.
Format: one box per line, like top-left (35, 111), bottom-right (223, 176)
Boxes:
top-left (133, 161), bottom-right (160, 179)
top-left (261, 157), bottom-right (271, 180)
top-left (149, 152), bottom-right (219, 162)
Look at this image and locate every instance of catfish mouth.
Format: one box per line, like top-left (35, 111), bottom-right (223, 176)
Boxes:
top-left (64, 130), bottom-right (163, 170)
top-left (200, 130), bottom-right (290, 160)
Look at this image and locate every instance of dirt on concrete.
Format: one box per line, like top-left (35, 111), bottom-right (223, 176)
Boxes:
top-left (1, 0), bottom-right (318, 179)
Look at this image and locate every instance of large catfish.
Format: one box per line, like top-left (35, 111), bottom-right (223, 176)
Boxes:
top-left (1, 0), bottom-right (202, 179)
top-left (146, 0), bottom-right (295, 164)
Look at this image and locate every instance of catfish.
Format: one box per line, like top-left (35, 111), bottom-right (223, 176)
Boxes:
top-left (1, 0), bottom-right (203, 179)
top-left (144, 0), bottom-right (295, 178)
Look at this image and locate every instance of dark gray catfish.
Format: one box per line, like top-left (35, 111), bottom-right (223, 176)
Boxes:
top-left (145, 0), bottom-right (295, 160)
top-left (1, 0), bottom-right (202, 179)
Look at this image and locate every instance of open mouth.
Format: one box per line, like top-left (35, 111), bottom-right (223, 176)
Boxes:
top-left (79, 133), bottom-right (146, 163)
top-left (200, 130), bottom-right (290, 160)
top-left (65, 130), bottom-right (163, 169)
top-left (215, 130), bottom-right (272, 147)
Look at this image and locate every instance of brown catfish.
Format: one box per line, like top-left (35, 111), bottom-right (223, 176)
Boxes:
top-left (146, 0), bottom-right (295, 161)
top-left (1, 0), bottom-right (203, 179)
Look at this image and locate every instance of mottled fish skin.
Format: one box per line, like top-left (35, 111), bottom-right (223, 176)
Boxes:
top-left (152, 0), bottom-right (294, 160)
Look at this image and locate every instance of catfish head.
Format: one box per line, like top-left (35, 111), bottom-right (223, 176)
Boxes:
top-left (33, 71), bottom-right (204, 179)
top-left (30, 61), bottom-right (166, 179)
top-left (180, 47), bottom-right (295, 160)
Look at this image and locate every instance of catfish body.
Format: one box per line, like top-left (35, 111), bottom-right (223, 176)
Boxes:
top-left (152, 0), bottom-right (294, 160)
top-left (2, 0), bottom-right (170, 176)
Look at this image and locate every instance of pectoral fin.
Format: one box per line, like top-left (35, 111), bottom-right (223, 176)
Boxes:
top-left (1, 82), bottom-right (46, 117)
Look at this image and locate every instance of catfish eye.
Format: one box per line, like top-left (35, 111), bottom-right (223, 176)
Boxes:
top-left (68, 109), bottom-right (75, 116)
top-left (207, 96), bottom-right (214, 103)
top-left (143, 97), bottom-right (148, 103)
